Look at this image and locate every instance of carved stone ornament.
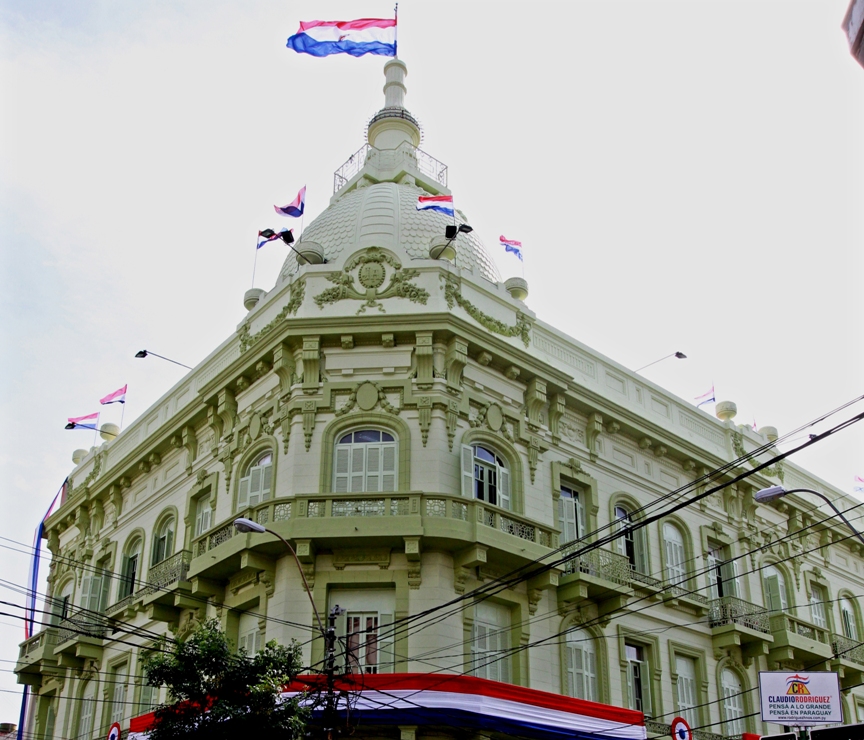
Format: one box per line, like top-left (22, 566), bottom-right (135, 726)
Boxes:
top-left (732, 430), bottom-right (785, 482)
top-left (238, 278), bottom-right (305, 353)
top-left (440, 273), bottom-right (532, 347)
top-left (314, 247), bottom-right (429, 314)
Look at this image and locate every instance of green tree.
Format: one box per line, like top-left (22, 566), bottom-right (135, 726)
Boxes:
top-left (142, 619), bottom-right (307, 740)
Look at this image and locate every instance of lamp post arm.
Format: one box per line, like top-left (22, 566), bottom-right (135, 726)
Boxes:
top-left (263, 526), bottom-right (325, 635)
top-left (786, 488), bottom-right (864, 549)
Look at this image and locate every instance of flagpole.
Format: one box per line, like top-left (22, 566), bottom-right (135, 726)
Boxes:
top-left (119, 400), bottom-right (126, 432)
top-left (251, 232), bottom-right (259, 289)
top-left (394, 3), bottom-right (399, 57)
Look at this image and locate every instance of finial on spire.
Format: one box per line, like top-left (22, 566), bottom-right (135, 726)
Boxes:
top-left (366, 58), bottom-right (421, 149)
top-left (383, 57), bottom-right (407, 108)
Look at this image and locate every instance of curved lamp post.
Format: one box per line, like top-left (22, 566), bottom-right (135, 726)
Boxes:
top-left (233, 517), bottom-right (324, 634)
top-left (755, 486), bottom-right (864, 548)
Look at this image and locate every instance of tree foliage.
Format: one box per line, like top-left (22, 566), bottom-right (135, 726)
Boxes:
top-left (142, 619), bottom-right (306, 740)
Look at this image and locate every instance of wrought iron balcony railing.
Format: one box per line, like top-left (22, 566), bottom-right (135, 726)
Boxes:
top-left (708, 596), bottom-right (771, 634)
top-left (832, 632), bottom-right (864, 666)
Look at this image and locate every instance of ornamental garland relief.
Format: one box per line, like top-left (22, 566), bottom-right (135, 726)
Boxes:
top-left (313, 247), bottom-right (429, 314)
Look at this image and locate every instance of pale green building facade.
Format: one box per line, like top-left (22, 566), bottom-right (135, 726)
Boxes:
top-left (16, 60), bottom-right (864, 740)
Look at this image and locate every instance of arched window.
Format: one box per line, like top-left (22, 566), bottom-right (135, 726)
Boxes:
top-left (76, 680), bottom-right (97, 739)
top-left (762, 564), bottom-right (788, 613)
top-left (720, 668), bottom-right (745, 735)
top-left (563, 627), bottom-right (597, 702)
top-left (841, 598), bottom-right (859, 641)
top-left (238, 451), bottom-right (273, 511)
top-left (663, 523), bottom-right (687, 585)
top-left (334, 430), bottom-right (396, 493)
top-left (119, 537), bottom-right (143, 599)
top-left (462, 444), bottom-right (510, 510)
top-left (614, 505), bottom-right (647, 573)
top-left (559, 486), bottom-right (584, 544)
top-left (152, 516), bottom-right (175, 565)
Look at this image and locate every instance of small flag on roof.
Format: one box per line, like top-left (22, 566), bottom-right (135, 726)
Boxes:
top-left (100, 385), bottom-right (127, 405)
top-left (258, 228), bottom-right (294, 249)
top-left (416, 194), bottom-right (454, 217)
top-left (854, 475), bottom-right (864, 493)
top-left (500, 236), bottom-right (523, 262)
top-left (286, 18), bottom-right (397, 58)
top-left (694, 386), bottom-right (715, 408)
top-left (275, 186), bottom-right (306, 218)
top-left (66, 413), bottom-right (99, 430)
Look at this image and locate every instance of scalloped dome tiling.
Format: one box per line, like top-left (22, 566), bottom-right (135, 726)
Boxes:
top-left (280, 181), bottom-right (501, 284)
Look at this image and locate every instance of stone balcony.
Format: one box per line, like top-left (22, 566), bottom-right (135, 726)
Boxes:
top-left (15, 628), bottom-right (62, 686)
top-left (831, 632), bottom-right (864, 687)
top-left (105, 550), bottom-right (194, 624)
top-left (189, 492), bottom-right (558, 582)
top-left (53, 610), bottom-right (108, 668)
top-left (557, 546), bottom-right (633, 614)
top-left (708, 596), bottom-right (774, 657)
top-left (768, 612), bottom-right (834, 666)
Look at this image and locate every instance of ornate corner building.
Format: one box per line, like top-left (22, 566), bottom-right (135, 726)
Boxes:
top-left (16, 60), bottom-right (864, 740)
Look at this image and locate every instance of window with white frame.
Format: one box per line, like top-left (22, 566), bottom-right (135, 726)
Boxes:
top-left (330, 589), bottom-right (395, 674)
top-left (80, 560), bottom-right (111, 614)
top-left (675, 655), bottom-right (698, 727)
top-left (238, 451), bottom-right (274, 510)
top-left (624, 643), bottom-right (650, 715)
top-left (706, 545), bottom-right (739, 600)
top-left (762, 565), bottom-right (789, 613)
top-left (564, 627), bottom-right (597, 701)
top-left (194, 495), bottom-right (212, 538)
top-left (152, 516), bottom-right (175, 565)
top-left (334, 430), bottom-right (396, 493)
top-left (559, 485), bottom-right (584, 544)
top-left (663, 523), bottom-right (687, 586)
top-left (77, 680), bottom-right (97, 739)
top-left (237, 611), bottom-right (265, 654)
top-left (841, 597), bottom-right (859, 641)
top-left (721, 668), bottom-right (745, 735)
top-left (615, 506), bottom-right (647, 573)
top-left (110, 663), bottom-right (127, 726)
top-left (472, 601), bottom-right (511, 683)
top-left (809, 584), bottom-right (828, 629)
top-left (462, 444), bottom-right (510, 510)
top-left (51, 581), bottom-right (74, 624)
top-left (119, 539), bottom-right (142, 599)
top-left (138, 669), bottom-right (159, 713)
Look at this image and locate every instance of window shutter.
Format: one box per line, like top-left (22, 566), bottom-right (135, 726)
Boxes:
top-left (237, 476), bottom-right (250, 510)
top-left (560, 497), bottom-right (577, 543)
top-left (707, 551), bottom-right (720, 600)
top-left (765, 574), bottom-right (783, 613)
top-left (254, 630), bottom-right (264, 653)
top-left (585, 642), bottom-right (597, 702)
top-left (366, 445), bottom-right (381, 492)
top-left (498, 467), bottom-right (511, 510)
top-left (461, 445), bottom-right (474, 497)
top-left (378, 612), bottom-right (394, 673)
top-left (664, 527), bottom-right (686, 585)
top-left (80, 575), bottom-right (92, 609)
top-left (261, 464), bottom-right (273, 502)
top-left (350, 446), bottom-right (366, 492)
top-left (574, 494), bottom-right (585, 539)
top-left (112, 667), bottom-right (127, 724)
top-left (564, 643), bottom-right (576, 697)
top-left (572, 642), bottom-right (584, 697)
top-left (720, 559), bottom-right (739, 598)
top-left (248, 466), bottom-right (263, 506)
top-left (166, 525), bottom-right (174, 558)
top-left (334, 447), bottom-right (350, 492)
top-left (334, 609), bottom-right (348, 670)
top-left (88, 574), bottom-right (103, 611)
top-left (99, 571), bottom-right (112, 611)
top-left (201, 503), bottom-right (211, 533)
top-left (381, 444), bottom-right (396, 492)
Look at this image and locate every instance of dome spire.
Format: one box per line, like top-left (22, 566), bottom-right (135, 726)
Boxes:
top-left (366, 58), bottom-right (421, 149)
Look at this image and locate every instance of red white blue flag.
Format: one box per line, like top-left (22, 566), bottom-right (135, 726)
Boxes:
top-left (694, 386), bottom-right (715, 409)
top-left (258, 228), bottom-right (293, 249)
top-left (854, 475), bottom-right (864, 494)
top-left (100, 385), bottom-right (127, 405)
top-left (416, 194), bottom-right (454, 217)
top-left (275, 186), bottom-right (306, 218)
top-left (287, 18), bottom-right (397, 58)
top-left (66, 412), bottom-right (99, 430)
top-left (500, 236), bottom-right (523, 261)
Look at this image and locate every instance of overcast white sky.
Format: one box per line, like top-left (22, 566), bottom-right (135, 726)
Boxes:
top-left (1, 0), bottom-right (862, 721)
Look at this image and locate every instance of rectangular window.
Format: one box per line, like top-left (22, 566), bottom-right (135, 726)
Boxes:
top-left (119, 553), bottom-right (139, 599)
top-left (809, 586), bottom-right (828, 629)
top-left (471, 601), bottom-right (511, 684)
top-left (330, 589), bottom-right (395, 674)
top-left (559, 486), bottom-right (584, 543)
top-left (334, 442), bottom-right (396, 493)
top-left (707, 546), bottom-right (739, 600)
top-left (237, 612), bottom-right (264, 654)
top-left (625, 643), bottom-right (651, 715)
top-left (675, 655), bottom-right (698, 727)
top-left (195, 495), bottom-right (212, 537)
top-left (77, 683), bottom-right (96, 739)
top-left (138, 669), bottom-right (158, 713)
top-left (110, 663), bottom-right (127, 725)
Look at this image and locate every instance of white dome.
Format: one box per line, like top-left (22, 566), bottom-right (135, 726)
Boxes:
top-left (280, 181), bottom-right (501, 284)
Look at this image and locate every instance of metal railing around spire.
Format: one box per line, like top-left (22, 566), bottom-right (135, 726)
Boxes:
top-left (333, 141), bottom-right (448, 193)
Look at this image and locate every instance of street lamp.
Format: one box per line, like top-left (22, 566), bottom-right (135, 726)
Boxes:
top-left (135, 350), bottom-right (192, 370)
top-left (232, 518), bottom-right (324, 634)
top-left (755, 486), bottom-right (864, 548)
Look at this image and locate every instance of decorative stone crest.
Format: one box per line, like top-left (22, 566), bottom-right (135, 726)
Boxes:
top-left (314, 247), bottom-right (429, 314)
top-left (334, 381), bottom-right (401, 417)
top-left (440, 274), bottom-right (532, 347)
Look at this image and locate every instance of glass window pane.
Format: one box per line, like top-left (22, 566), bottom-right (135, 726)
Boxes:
top-left (474, 445), bottom-right (496, 464)
top-left (354, 429), bottom-right (381, 443)
top-left (339, 433), bottom-right (353, 444)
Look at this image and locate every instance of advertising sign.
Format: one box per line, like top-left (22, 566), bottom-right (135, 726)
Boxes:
top-left (759, 672), bottom-right (842, 725)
